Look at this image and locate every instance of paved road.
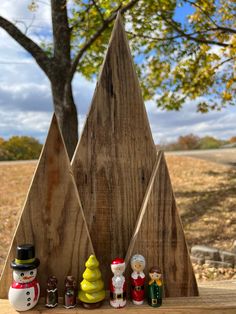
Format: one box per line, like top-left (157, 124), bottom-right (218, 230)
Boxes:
top-left (166, 148), bottom-right (236, 166)
top-left (0, 160), bottom-right (37, 166)
top-left (1, 148), bottom-right (236, 167)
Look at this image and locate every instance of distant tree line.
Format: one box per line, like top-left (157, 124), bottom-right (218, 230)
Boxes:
top-left (0, 136), bottom-right (42, 161)
top-left (157, 134), bottom-right (236, 151)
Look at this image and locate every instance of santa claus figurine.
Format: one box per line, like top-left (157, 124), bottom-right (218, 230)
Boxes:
top-left (130, 254), bottom-right (146, 305)
top-left (109, 258), bottom-right (126, 308)
top-left (8, 244), bottom-right (40, 311)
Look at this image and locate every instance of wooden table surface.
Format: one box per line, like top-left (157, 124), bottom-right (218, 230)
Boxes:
top-left (1, 280), bottom-right (236, 313)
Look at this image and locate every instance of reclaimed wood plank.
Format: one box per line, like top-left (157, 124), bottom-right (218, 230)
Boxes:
top-left (125, 152), bottom-right (198, 297)
top-left (0, 114), bottom-right (94, 298)
top-left (71, 13), bottom-right (157, 288)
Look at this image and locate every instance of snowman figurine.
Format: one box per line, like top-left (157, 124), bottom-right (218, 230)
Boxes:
top-left (8, 244), bottom-right (40, 311)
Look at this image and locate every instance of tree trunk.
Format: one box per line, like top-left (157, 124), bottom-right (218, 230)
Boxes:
top-left (51, 78), bottom-right (78, 160)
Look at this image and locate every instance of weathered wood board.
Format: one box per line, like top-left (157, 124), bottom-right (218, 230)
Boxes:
top-left (1, 281), bottom-right (236, 313)
top-left (0, 114), bottom-right (94, 298)
top-left (72, 13), bottom-right (197, 296)
top-left (71, 14), bottom-right (157, 287)
top-left (125, 152), bottom-right (198, 297)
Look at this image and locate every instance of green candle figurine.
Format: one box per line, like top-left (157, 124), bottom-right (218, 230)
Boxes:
top-left (148, 266), bottom-right (163, 307)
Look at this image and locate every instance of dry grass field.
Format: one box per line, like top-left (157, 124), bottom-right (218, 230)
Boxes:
top-left (0, 155), bottom-right (236, 280)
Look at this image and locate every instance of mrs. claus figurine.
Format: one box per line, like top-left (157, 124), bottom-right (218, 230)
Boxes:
top-left (109, 258), bottom-right (126, 308)
top-left (130, 254), bottom-right (146, 305)
top-left (8, 244), bottom-right (40, 311)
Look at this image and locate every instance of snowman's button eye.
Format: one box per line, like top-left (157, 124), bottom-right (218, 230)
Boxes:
top-left (20, 273), bottom-right (24, 277)
top-left (30, 271), bottom-right (34, 275)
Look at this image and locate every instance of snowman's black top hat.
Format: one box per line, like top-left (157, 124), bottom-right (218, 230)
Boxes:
top-left (11, 244), bottom-right (40, 271)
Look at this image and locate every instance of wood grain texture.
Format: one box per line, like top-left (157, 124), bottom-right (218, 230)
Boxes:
top-left (0, 114), bottom-right (94, 298)
top-left (71, 14), bottom-right (157, 287)
top-left (1, 281), bottom-right (236, 313)
top-left (125, 152), bottom-right (198, 297)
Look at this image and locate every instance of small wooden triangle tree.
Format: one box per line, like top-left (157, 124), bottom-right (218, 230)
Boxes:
top-left (125, 152), bottom-right (198, 297)
top-left (72, 13), bottom-right (158, 287)
top-left (72, 14), bottom-right (198, 296)
top-left (0, 114), bottom-right (94, 298)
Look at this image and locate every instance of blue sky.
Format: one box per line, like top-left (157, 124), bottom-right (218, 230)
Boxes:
top-left (1, 0), bottom-right (236, 144)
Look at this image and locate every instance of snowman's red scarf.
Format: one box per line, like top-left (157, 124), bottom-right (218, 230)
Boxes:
top-left (12, 279), bottom-right (39, 301)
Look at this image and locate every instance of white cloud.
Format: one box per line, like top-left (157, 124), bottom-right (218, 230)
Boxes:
top-left (147, 99), bottom-right (236, 144)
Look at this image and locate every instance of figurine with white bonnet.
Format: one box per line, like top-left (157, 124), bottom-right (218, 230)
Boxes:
top-left (130, 254), bottom-right (146, 305)
top-left (109, 258), bottom-right (126, 308)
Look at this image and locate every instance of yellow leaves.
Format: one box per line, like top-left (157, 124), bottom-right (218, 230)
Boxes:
top-left (200, 44), bottom-right (211, 53)
top-left (189, 11), bottom-right (201, 23)
top-left (229, 35), bottom-right (236, 57)
top-left (226, 78), bottom-right (235, 89)
top-left (222, 91), bottom-right (232, 101)
top-left (28, 0), bottom-right (38, 12)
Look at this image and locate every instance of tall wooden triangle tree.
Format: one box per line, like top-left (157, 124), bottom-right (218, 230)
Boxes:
top-left (72, 13), bottom-right (158, 288)
top-left (72, 13), bottom-right (198, 296)
top-left (0, 114), bottom-right (94, 298)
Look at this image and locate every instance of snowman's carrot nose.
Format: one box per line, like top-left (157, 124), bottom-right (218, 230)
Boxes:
top-left (23, 276), bottom-right (32, 280)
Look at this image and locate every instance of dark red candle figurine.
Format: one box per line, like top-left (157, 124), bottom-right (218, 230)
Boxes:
top-left (45, 276), bottom-right (58, 308)
top-left (64, 276), bottom-right (77, 309)
top-left (130, 254), bottom-right (146, 305)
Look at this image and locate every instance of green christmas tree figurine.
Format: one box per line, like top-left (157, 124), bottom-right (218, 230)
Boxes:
top-left (78, 255), bottom-right (106, 308)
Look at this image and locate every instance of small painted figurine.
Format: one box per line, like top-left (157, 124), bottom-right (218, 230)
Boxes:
top-left (148, 266), bottom-right (163, 307)
top-left (45, 276), bottom-right (58, 308)
top-left (110, 257), bottom-right (126, 308)
top-left (64, 276), bottom-right (77, 309)
top-left (78, 255), bottom-right (105, 308)
top-left (130, 254), bottom-right (146, 305)
top-left (8, 244), bottom-right (40, 311)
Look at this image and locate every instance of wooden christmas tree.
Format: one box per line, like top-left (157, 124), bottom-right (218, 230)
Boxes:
top-left (0, 114), bottom-right (94, 298)
top-left (72, 14), bottom-right (198, 297)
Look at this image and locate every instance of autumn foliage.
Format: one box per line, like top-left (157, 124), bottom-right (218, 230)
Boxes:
top-left (0, 136), bottom-right (42, 161)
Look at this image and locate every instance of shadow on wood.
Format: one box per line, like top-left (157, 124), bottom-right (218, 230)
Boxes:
top-left (0, 114), bottom-right (94, 298)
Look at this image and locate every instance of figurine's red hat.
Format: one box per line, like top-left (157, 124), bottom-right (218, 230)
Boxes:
top-left (111, 258), bottom-right (125, 265)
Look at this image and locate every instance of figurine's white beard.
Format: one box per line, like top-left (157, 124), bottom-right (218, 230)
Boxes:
top-left (112, 275), bottom-right (125, 290)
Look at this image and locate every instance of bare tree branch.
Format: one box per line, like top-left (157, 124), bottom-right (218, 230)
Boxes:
top-left (0, 16), bottom-right (51, 76)
top-left (213, 57), bottom-right (236, 71)
top-left (126, 27), bottom-right (231, 43)
top-left (68, 0), bottom-right (140, 83)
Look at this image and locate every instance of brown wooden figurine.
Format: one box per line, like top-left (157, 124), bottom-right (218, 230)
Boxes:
top-left (64, 276), bottom-right (77, 309)
top-left (45, 276), bottom-right (58, 308)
